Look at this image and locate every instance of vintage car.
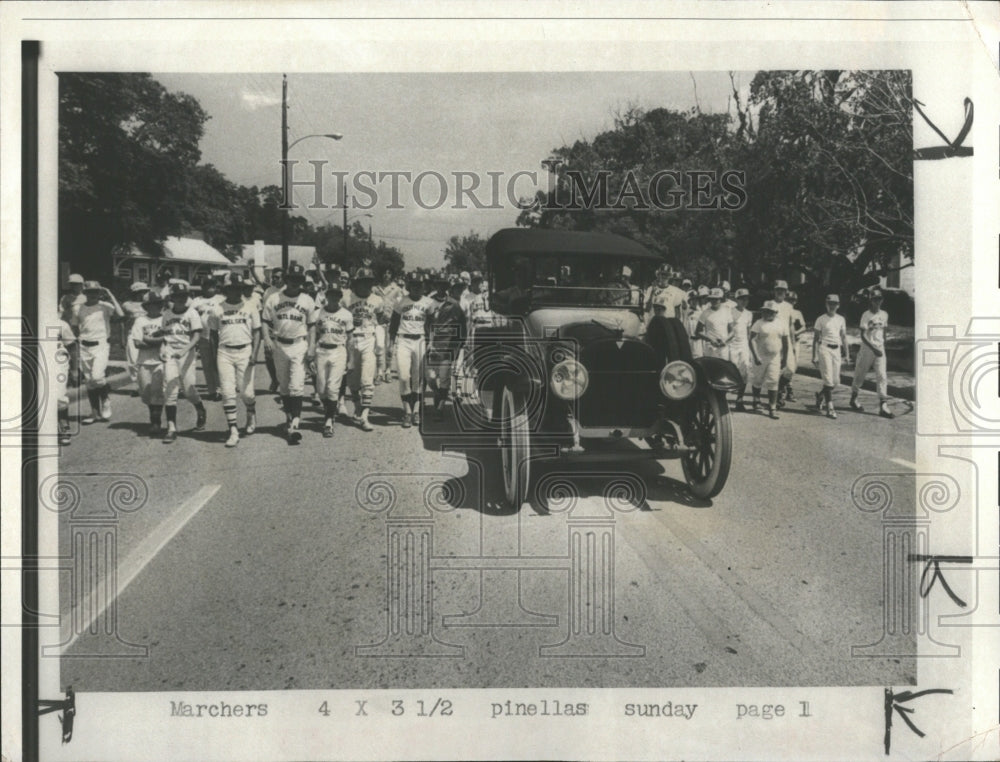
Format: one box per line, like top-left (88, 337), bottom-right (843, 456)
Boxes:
top-left (454, 228), bottom-right (742, 507)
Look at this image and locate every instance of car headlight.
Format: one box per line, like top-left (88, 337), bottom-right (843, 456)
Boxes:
top-left (659, 361), bottom-right (696, 400)
top-left (550, 359), bottom-right (589, 400)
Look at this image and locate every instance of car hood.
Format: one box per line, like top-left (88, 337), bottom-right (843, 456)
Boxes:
top-left (524, 308), bottom-right (643, 341)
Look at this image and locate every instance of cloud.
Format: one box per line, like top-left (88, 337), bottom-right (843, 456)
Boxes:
top-left (240, 89), bottom-right (281, 111)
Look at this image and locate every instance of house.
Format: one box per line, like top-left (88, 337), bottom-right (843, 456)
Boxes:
top-left (112, 236), bottom-right (240, 287)
top-left (239, 240), bottom-right (319, 280)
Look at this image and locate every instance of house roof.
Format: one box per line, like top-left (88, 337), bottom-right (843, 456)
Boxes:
top-left (485, 228), bottom-right (660, 263)
top-left (130, 236), bottom-right (233, 266)
top-left (240, 243), bottom-right (318, 271)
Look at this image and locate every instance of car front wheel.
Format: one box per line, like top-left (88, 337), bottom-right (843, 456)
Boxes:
top-left (680, 388), bottom-right (732, 499)
top-left (500, 385), bottom-right (531, 507)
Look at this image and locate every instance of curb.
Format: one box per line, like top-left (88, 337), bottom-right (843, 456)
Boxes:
top-left (793, 365), bottom-right (914, 401)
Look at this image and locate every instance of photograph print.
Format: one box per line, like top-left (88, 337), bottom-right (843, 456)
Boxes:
top-left (51, 69), bottom-right (916, 691)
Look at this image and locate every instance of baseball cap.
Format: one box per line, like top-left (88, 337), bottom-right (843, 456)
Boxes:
top-left (143, 290), bottom-right (164, 304)
top-left (697, 285), bottom-right (709, 297)
top-left (459, 271), bottom-right (471, 283)
top-left (68, 273), bottom-right (84, 285)
top-left (130, 281), bottom-right (149, 293)
top-left (734, 288), bottom-right (750, 298)
top-left (721, 280), bottom-right (731, 291)
top-left (709, 287), bottom-right (724, 299)
top-left (286, 264), bottom-right (306, 280)
top-left (353, 266), bottom-right (375, 281)
top-left (761, 300), bottom-right (779, 313)
top-left (868, 287), bottom-right (884, 298)
top-left (222, 272), bottom-right (244, 289)
top-left (787, 290), bottom-right (798, 301)
top-left (170, 281), bottom-right (191, 296)
top-left (773, 279), bottom-right (788, 290)
top-left (681, 278), bottom-right (692, 288)
top-left (82, 280), bottom-right (102, 292)
top-left (825, 294), bottom-right (840, 303)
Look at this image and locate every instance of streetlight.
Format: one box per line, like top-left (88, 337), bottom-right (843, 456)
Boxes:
top-left (281, 73), bottom-right (343, 271)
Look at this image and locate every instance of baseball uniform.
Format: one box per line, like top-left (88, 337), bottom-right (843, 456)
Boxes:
top-left (426, 295), bottom-right (466, 406)
top-left (160, 305), bottom-right (204, 407)
top-left (262, 289), bottom-right (317, 399)
top-left (750, 316), bottom-right (788, 392)
top-left (852, 308), bottom-right (890, 400)
top-left (74, 301), bottom-right (116, 392)
top-left (729, 307), bottom-right (754, 386)
top-left (209, 298), bottom-right (260, 429)
top-left (192, 292), bottom-right (225, 396)
top-left (56, 319), bottom-right (76, 443)
top-left (698, 304), bottom-right (734, 360)
top-left (314, 305), bottom-right (353, 431)
top-left (129, 312), bottom-right (166, 407)
top-left (393, 294), bottom-right (435, 398)
top-left (814, 312), bottom-right (847, 387)
top-left (346, 293), bottom-right (384, 412)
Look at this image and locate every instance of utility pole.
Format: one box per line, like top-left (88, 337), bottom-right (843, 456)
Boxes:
top-left (368, 222), bottom-right (373, 259)
top-left (280, 74), bottom-right (290, 272)
top-left (342, 193), bottom-right (349, 265)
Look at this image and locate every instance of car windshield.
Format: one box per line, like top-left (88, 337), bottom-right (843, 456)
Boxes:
top-left (492, 253), bottom-right (651, 312)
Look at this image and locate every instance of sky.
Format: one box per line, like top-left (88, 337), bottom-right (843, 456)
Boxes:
top-left (154, 72), bottom-right (751, 269)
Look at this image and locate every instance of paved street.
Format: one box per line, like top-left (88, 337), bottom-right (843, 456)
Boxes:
top-left (55, 358), bottom-right (916, 690)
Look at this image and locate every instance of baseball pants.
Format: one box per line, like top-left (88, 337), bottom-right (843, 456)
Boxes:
top-left (817, 344), bottom-right (843, 388)
top-left (136, 363), bottom-right (165, 405)
top-left (80, 340), bottom-right (110, 390)
top-left (395, 335), bottom-right (425, 396)
top-left (374, 324), bottom-right (387, 374)
top-left (347, 335), bottom-right (377, 407)
top-left (198, 337), bottom-right (220, 393)
top-left (217, 345), bottom-right (256, 406)
top-left (751, 351), bottom-right (781, 392)
top-left (272, 339), bottom-right (308, 398)
top-left (851, 344), bottom-right (888, 400)
top-left (729, 344), bottom-right (753, 387)
top-left (162, 351), bottom-right (201, 406)
top-left (315, 345), bottom-right (348, 401)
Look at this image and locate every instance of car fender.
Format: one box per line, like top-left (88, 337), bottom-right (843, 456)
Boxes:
top-left (692, 356), bottom-right (742, 391)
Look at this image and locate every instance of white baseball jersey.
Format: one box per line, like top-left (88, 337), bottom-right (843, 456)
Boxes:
top-left (814, 313), bottom-right (846, 346)
top-left (858, 309), bottom-right (888, 351)
top-left (129, 314), bottom-right (166, 365)
top-left (394, 295), bottom-right (435, 335)
top-left (161, 306), bottom-right (203, 354)
top-left (191, 294), bottom-right (225, 321)
top-left (750, 316), bottom-right (787, 356)
top-left (698, 305), bottom-right (733, 344)
top-left (262, 290), bottom-right (318, 340)
top-left (208, 299), bottom-right (260, 346)
top-left (315, 307), bottom-right (354, 346)
top-left (730, 307), bottom-right (753, 348)
top-left (349, 294), bottom-right (384, 337)
top-left (73, 302), bottom-right (116, 341)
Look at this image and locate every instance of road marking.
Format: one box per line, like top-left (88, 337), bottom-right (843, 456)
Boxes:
top-left (60, 484), bottom-right (220, 653)
top-left (891, 458), bottom-right (917, 470)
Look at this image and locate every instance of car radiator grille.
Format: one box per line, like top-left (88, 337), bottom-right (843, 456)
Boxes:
top-left (578, 340), bottom-right (660, 428)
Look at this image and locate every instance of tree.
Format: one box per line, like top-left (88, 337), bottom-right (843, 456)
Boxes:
top-left (734, 70), bottom-right (913, 299)
top-left (443, 231), bottom-right (487, 274)
top-left (59, 73), bottom-right (209, 279)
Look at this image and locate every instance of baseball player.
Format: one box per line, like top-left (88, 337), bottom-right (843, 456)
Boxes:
top-left (850, 287), bottom-right (894, 418)
top-left (119, 281), bottom-right (150, 393)
top-left (372, 268), bottom-right (403, 384)
top-left (127, 291), bottom-right (167, 436)
top-left (345, 267), bottom-right (383, 431)
top-left (313, 285), bottom-right (354, 437)
top-left (781, 290), bottom-right (807, 405)
top-left (390, 274), bottom-right (435, 427)
top-left (191, 276), bottom-right (225, 400)
top-left (55, 316), bottom-right (77, 446)
top-left (209, 273), bottom-right (262, 447)
top-left (153, 268), bottom-right (174, 300)
top-left (426, 281), bottom-right (467, 420)
top-left (811, 294), bottom-right (848, 419)
top-left (159, 281), bottom-right (207, 442)
top-left (60, 273), bottom-right (86, 325)
top-left (262, 263), bottom-right (317, 443)
top-left (686, 287), bottom-right (708, 358)
top-left (260, 268), bottom-right (285, 393)
top-left (749, 300), bottom-right (789, 419)
top-left (770, 279), bottom-right (797, 405)
top-left (729, 288), bottom-right (754, 411)
top-left (72, 280), bottom-right (124, 423)
top-left (695, 287), bottom-right (734, 359)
